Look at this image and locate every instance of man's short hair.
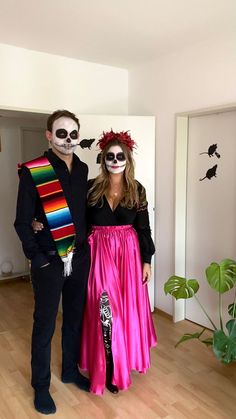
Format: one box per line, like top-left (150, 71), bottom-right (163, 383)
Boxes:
top-left (47, 109), bottom-right (80, 132)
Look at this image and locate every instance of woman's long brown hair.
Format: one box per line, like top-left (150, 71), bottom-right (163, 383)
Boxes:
top-left (88, 139), bottom-right (140, 208)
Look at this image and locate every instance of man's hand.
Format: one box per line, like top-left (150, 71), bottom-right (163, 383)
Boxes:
top-left (32, 219), bottom-right (44, 233)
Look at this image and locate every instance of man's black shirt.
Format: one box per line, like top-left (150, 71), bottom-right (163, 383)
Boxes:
top-left (14, 149), bottom-right (88, 269)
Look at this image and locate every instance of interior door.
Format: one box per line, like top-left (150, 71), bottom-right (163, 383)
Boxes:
top-left (185, 110), bottom-right (236, 328)
top-left (76, 115), bottom-right (156, 310)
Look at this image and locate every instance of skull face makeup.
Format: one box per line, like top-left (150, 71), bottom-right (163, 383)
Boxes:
top-left (105, 145), bottom-right (126, 174)
top-left (48, 117), bottom-right (79, 155)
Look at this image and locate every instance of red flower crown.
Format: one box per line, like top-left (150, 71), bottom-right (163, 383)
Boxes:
top-left (97, 129), bottom-right (136, 151)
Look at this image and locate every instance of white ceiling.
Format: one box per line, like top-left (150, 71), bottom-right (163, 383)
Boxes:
top-left (0, 0), bottom-right (236, 68)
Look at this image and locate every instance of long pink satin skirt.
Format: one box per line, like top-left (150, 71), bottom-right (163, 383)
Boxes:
top-left (79, 225), bottom-right (157, 395)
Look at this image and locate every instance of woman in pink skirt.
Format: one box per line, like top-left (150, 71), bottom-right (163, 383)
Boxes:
top-left (79, 130), bottom-right (157, 395)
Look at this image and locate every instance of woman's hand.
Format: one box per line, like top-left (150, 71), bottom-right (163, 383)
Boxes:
top-left (32, 219), bottom-right (44, 233)
top-left (142, 263), bottom-right (152, 284)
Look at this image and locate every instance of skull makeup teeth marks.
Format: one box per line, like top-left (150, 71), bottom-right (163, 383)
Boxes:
top-left (105, 145), bottom-right (126, 174)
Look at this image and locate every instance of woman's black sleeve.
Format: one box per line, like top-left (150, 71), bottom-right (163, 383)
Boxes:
top-left (133, 183), bottom-right (155, 264)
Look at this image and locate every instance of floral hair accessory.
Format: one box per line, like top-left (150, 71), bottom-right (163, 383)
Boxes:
top-left (97, 129), bottom-right (136, 151)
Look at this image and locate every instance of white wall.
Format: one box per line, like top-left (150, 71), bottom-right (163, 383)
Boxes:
top-left (0, 43), bottom-right (128, 115)
top-left (129, 34), bottom-right (236, 314)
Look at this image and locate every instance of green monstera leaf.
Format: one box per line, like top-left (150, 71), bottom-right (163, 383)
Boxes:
top-left (201, 337), bottom-right (213, 346)
top-left (206, 259), bottom-right (236, 294)
top-left (175, 328), bottom-right (211, 348)
top-left (213, 319), bottom-right (236, 364)
top-left (175, 331), bottom-right (203, 348)
top-left (228, 303), bottom-right (236, 318)
top-left (164, 276), bottom-right (199, 300)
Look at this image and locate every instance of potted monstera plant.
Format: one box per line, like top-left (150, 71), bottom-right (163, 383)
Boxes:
top-left (164, 259), bottom-right (236, 364)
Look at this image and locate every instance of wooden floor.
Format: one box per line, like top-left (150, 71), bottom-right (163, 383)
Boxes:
top-left (0, 279), bottom-right (235, 419)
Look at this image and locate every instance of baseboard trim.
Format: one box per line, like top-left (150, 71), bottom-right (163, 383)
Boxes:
top-left (0, 275), bottom-right (30, 284)
top-left (154, 307), bottom-right (173, 320)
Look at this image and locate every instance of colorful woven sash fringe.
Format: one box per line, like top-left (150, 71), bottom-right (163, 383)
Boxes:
top-left (19, 156), bottom-right (75, 276)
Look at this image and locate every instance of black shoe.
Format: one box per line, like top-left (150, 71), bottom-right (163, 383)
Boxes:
top-left (106, 383), bottom-right (119, 394)
top-left (62, 371), bottom-right (90, 392)
top-left (34, 389), bottom-right (56, 415)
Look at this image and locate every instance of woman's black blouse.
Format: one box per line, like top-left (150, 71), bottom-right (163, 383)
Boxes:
top-left (87, 179), bottom-right (155, 264)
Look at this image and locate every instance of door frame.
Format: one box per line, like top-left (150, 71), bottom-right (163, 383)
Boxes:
top-left (174, 103), bottom-right (236, 322)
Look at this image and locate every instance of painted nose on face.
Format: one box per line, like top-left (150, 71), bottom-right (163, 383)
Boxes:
top-left (66, 137), bottom-right (71, 143)
top-left (113, 159), bottom-right (117, 164)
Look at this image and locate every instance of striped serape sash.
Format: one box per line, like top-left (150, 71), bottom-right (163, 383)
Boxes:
top-left (19, 156), bottom-right (76, 276)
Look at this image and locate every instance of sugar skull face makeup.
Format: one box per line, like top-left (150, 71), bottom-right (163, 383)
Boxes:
top-left (105, 145), bottom-right (126, 174)
top-left (48, 117), bottom-right (79, 155)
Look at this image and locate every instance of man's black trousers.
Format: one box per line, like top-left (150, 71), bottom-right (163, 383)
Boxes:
top-left (31, 247), bottom-right (90, 390)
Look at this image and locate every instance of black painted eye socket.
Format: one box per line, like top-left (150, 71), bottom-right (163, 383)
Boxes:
top-left (106, 152), bottom-right (115, 161)
top-left (116, 152), bottom-right (125, 161)
top-left (55, 129), bottom-right (78, 140)
top-left (56, 129), bottom-right (67, 139)
top-left (70, 130), bottom-right (78, 140)
top-left (105, 152), bottom-right (126, 161)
